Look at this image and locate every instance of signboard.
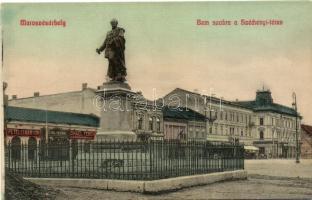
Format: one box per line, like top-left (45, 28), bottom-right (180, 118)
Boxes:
top-left (5, 128), bottom-right (40, 138)
top-left (69, 130), bottom-right (96, 140)
top-left (49, 128), bottom-right (69, 138)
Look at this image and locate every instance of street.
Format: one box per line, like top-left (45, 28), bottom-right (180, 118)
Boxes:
top-left (53, 159), bottom-right (312, 199)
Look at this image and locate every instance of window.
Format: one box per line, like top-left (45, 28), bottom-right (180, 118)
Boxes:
top-left (225, 112), bottom-right (228, 120)
top-left (156, 118), bottom-right (161, 132)
top-left (11, 136), bottom-right (21, 160)
top-left (260, 131), bottom-right (264, 140)
top-left (138, 116), bottom-right (143, 130)
top-left (149, 117), bottom-right (153, 131)
top-left (241, 130), bottom-right (243, 136)
top-left (230, 127), bottom-right (234, 136)
top-left (260, 118), bottom-right (264, 126)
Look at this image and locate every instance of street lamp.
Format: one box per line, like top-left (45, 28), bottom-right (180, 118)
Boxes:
top-left (204, 94), bottom-right (218, 136)
top-left (292, 92), bottom-right (300, 164)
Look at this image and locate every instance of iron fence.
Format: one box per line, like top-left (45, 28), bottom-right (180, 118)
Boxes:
top-left (5, 140), bottom-right (244, 180)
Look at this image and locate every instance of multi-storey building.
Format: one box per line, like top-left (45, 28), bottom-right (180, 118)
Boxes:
top-left (162, 106), bottom-right (206, 140)
top-left (163, 88), bottom-right (301, 158)
top-left (162, 88), bottom-right (255, 145)
top-left (8, 84), bottom-right (301, 158)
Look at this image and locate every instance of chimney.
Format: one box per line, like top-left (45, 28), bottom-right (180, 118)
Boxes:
top-left (82, 83), bottom-right (88, 90)
top-left (34, 92), bottom-right (40, 97)
top-left (12, 95), bottom-right (17, 99)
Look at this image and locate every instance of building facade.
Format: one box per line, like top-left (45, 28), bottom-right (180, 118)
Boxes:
top-left (7, 84), bottom-right (302, 158)
top-left (300, 124), bottom-right (312, 159)
top-left (163, 88), bottom-right (301, 158)
top-left (4, 106), bottom-right (100, 161)
top-left (5, 106), bottom-right (99, 145)
top-left (9, 83), bottom-right (100, 117)
top-left (163, 106), bottom-right (206, 140)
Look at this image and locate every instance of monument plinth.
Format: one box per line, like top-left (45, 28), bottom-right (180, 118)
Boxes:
top-left (95, 81), bottom-right (137, 141)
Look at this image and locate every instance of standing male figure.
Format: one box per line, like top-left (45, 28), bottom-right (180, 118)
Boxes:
top-left (96, 18), bottom-right (127, 82)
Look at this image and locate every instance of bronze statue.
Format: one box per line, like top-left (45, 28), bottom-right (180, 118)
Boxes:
top-left (96, 19), bottom-right (127, 82)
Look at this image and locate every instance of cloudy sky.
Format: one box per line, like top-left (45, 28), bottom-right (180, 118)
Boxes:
top-left (2, 2), bottom-right (312, 124)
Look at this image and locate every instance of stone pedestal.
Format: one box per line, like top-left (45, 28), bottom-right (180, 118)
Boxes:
top-left (95, 81), bottom-right (137, 141)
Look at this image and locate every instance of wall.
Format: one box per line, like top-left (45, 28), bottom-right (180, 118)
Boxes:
top-left (9, 88), bottom-right (100, 117)
top-left (301, 130), bottom-right (312, 159)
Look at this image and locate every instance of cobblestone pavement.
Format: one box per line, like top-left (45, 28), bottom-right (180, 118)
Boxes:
top-left (245, 159), bottom-right (312, 178)
top-left (55, 177), bottom-right (312, 200)
top-left (54, 159), bottom-right (312, 199)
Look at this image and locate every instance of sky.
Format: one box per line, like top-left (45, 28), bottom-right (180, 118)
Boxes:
top-left (2, 2), bottom-right (312, 124)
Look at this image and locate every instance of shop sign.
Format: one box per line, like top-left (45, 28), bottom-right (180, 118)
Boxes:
top-left (5, 128), bottom-right (40, 137)
top-left (69, 130), bottom-right (96, 140)
top-left (49, 128), bottom-right (69, 138)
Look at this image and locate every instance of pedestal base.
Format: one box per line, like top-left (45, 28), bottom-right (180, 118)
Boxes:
top-left (95, 81), bottom-right (138, 141)
top-left (97, 81), bottom-right (132, 91)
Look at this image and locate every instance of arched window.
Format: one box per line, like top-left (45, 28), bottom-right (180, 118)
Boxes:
top-left (11, 136), bottom-right (21, 160)
top-left (28, 137), bottom-right (37, 160)
top-left (138, 115), bottom-right (143, 130)
top-left (156, 117), bottom-right (161, 132)
top-left (149, 117), bottom-right (153, 131)
top-left (260, 131), bottom-right (264, 140)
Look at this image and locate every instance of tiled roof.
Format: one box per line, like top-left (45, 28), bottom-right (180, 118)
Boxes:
top-left (4, 106), bottom-right (99, 127)
top-left (163, 106), bottom-right (206, 122)
top-left (302, 124), bottom-right (312, 136)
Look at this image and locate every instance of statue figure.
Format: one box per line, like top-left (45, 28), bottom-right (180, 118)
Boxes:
top-left (96, 19), bottom-right (126, 82)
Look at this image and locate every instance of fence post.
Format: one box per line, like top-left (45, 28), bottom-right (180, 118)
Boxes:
top-left (69, 140), bottom-right (73, 177)
top-left (8, 143), bottom-right (11, 171)
top-left (149, 139), bottom-right (152, 180)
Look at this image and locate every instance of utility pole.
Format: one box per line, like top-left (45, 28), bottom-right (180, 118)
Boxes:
top-left (2, 81), bottom-right (8, 199)
top-left (292, 92), bottom-right (300, 164)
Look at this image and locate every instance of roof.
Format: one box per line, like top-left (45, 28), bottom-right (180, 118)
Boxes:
top-left (8, 88), bottom-right (96, 101)
top-left (163, 106), bottom-right (206, 122)
top-left (235, 100), bottom-right (298, 117)
top-left (4, 106), bottom-right (99, 127)
top-left (234, 90), bottom-right (299, 117)
top-left (165, 88), bottom-right (252, 111)
top-left (301, 124), bottom-right (312, 136)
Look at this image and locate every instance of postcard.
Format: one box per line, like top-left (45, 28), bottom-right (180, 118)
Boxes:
top-left (1, 1), bottom-right (312, 199)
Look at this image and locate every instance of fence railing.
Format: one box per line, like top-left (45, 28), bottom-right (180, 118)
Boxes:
top-left (5, 140), bottom-right (244, 180)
